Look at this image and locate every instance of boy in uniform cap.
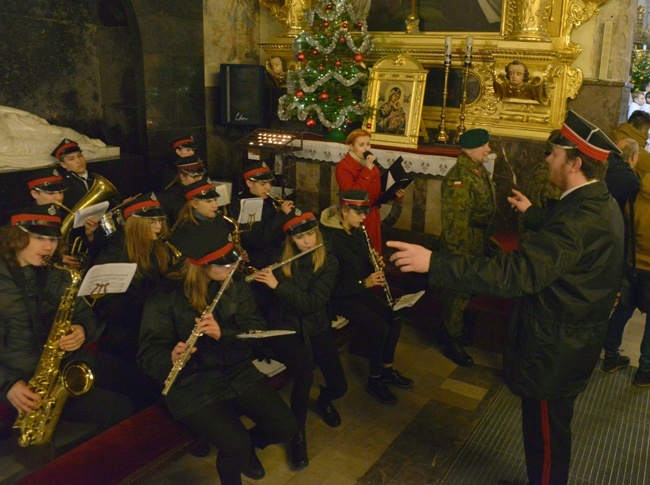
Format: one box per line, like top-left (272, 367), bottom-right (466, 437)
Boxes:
top-left (232, 161), bottom-right (295, 271)
top-left (321, 190), bottom-right (413, 406)
top-left (158, 153), bottom-right (207, 225)
top-left (139, 220), bottom-right (298, 482)
top-left (25, 167), bottom-right (67, 206)
top-left (438, 128), bottom-right (497, 368)
top-left (171, 135), bottom-right (196, 158)
top-left (388, 111), bottom-right (624, 485)
top-left (0, 205), bottom-right (134, 436)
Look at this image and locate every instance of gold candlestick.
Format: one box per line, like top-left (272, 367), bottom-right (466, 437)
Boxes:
top-left (437, 37), bottom-right (452, 143)
top-left (453, 36), bottom-right (473, 144)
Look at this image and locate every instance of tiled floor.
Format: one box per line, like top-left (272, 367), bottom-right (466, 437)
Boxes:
top-left (1, 309), bottom-right (647, 484)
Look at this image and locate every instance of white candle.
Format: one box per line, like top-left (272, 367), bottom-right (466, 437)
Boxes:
top-left (465, 36), bottom-right (473, 58)
top-left (445, 36), bottom-right (452, 57)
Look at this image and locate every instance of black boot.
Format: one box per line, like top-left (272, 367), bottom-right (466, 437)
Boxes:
top-left (315, 394), bottom-right (341, 428)
top-left (444, 339), bottom-right (474, 367)
top-left (242, 447), bottom-right (265, 480)
top-left (290, 431), bottom-right (309, 471)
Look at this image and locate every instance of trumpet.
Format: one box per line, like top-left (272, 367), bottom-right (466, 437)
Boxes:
top-left (360, 223), bottom-right (395, 308)
top-left (266, 191), bottom-right (287, 212)
top-left (162, 262), bottom-right (239, 395)
top-left (245, 243), bottom-right (323, 283)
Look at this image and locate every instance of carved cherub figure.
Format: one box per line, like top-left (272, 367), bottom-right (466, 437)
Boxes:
top-left (494, 60), bottom-right (548, 104)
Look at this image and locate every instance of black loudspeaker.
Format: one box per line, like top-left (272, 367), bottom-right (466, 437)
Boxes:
top-left (220, 64), bottom-right (266, 126)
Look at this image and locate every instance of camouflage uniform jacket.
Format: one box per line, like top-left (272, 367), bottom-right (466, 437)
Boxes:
top-left (441, 153), bottom-right (496, 256)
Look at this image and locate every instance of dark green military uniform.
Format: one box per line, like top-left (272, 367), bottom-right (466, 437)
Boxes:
top-left (440, 152), bottom-right (496, 338)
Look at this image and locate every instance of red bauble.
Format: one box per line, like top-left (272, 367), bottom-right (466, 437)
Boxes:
top-left (337, 97), bottom-right (343, 102)
top-left (357, 22), bottom-right (363, 29)
top-left (306, 118), bottom-right (317, 128)
top-left (318, 65), bottom-right (324, 71)
top-left (342, 22), bottom-right (348, 29)
top-left (353, 54), bottom-right (364, 62)
top-left (295, 90), bottom-right (305, 99)
top-left (335, 60), bottom-right (342, 67)
top-left (319, 92), bottom-right (329, 100)
top-left (345, 119), bottom-right (352, 124)
top-left (324, 56), bottom-right (329, 62)
top-left (339, 36), bottom-right (346, 43)
top-left (312, 49), bottom-right (319, 56)
top-left (323, 21), bottom-right (329, 28)
top-left (326, 3), bottom-right (333, 9)
top-left (296, 53), bottom-right (306, 62)
top-left (366, 123), bottom-right (372, 129)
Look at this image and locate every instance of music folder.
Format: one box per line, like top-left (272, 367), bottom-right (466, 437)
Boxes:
top-left (373, 156), bottom-right (414, 207)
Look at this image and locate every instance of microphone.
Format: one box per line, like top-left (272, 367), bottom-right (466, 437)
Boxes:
top-left (363, 151), bottom-right (379, 168)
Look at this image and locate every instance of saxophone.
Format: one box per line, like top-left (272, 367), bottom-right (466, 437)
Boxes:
top-left (360, 223), bottom-right (395, 308)
top-left (13, 263), bottom-right (94, 447)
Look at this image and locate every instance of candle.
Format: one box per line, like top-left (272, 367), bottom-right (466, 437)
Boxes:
top-left (411, 0), bottom-right (416, 16)
top-left (445, 36), bottom-right (452, 57)
top-left (465, 35), bottom-right (473, 58)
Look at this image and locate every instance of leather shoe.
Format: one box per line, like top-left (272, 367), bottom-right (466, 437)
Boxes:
top-left (290, 431), bottom-right (309, 471)
top-left (633, 369), bottom-right (650, 387)
top-left (444, 340), bottom-right (474, 367)
top-left (365, 378), bottom-right (398, 405)
top-left (315, 395), bottom-right (341, 428)
top-left (242, 447), bottom-right (265, 480)
top-left (603, 353), bottom-right (630, 373)
top-left (381, 368), bottom-right (414, 389)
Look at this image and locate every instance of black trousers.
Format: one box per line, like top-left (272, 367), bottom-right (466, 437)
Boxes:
top-left (333, 291), bottom-right (401, 376)
top-left (270, 330), bottom-right (347, 429)
top-left (521, 395), bottom-right (577, 485)
top-left (179, 379), bottom-right (298, 485)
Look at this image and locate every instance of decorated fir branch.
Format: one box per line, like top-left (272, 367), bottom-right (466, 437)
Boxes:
top-left (278, 0), bottom-right (373, 130)
top-left (632, 51), bottom-right (650, 92)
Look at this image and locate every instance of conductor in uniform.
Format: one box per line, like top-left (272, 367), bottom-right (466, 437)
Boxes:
top-left (388, 111), bottom-right (624, 485)
top-left (439, 128), bottom-right (496, 367)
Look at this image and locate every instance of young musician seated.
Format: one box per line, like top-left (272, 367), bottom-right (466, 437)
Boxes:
top-left (138, 221), bottom-right (298, 484)
top-left (0, 205), bottom-right (133, 441)
top-left (157, 153), bottom-right (207, 226)
top-left (25, 167), bottom-right (101, 267)
top-left (171, 177), bottom-right (229, 233)
top-left (253, 207), bottom-right (347, 470)
top-left (93, 192), bottom-right (174, 361)
top-left (320, 190), bottom-right (413, 405)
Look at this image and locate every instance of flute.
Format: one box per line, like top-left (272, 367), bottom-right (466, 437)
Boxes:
top-left (245, 244), bottom-right (323, 283)
top-left (360, 224), bottom-right (395, 308)
top-left (162, 263), bottom-right (239, 396)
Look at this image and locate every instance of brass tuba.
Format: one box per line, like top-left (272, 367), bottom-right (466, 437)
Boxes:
top-left (59, 174), bottom-right (119, 241)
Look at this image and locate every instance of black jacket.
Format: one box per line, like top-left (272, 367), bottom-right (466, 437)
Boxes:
top-left (269, 253), bottom-right (338, 336)
top-left (0, 259), bottom-right (102, 398)
top-left (232, 190), bottom-right (292, 269)
top-left (137, 273), bottom-right (267, 418)
top-left (605, 152), bottom-right (640, 216)
top-left (427, 181), bottom-right (624, 399)
top-left (319, 206), bottom-right (374, 299)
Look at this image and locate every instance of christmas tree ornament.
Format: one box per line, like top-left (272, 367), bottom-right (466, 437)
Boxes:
top-left (324, 56), bottom-right (329, 62)
top-left (296, 90), bottom-right (305, 99)
top-left (339, 36), bottom-right (346, 43)
top-left (335, 60), bottom-right (342, 67)
top-left (354, 54), bottom-right (363, 62)
top-left (312, 49), bottom-right (319, 56)
top-left (326, 3), bottom-right (333, 9)
top-left (357, 22), bottom-right (363, 29)
top-left (319, 92), bottom-right (329, 100)
top-left (306, 118), bottom-right (317, 128)
top-left (296, 52), bottom-right (306, 62)
top-left (323, 21), bottom-right (329, 28)
top-left (337, 97), bottom-right (343, 102)
top-left (318, 65), bottom-right (324, 71)
top-left (342, 22), bottom-right (348, 29)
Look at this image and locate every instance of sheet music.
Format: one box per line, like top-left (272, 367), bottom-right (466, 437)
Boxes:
top-left (385, 171), bottom-right (396, 190)
top-left (392, 290), bottom-right (426, 311)
top-left (78, 263), bottom-right (137, 297)
top-left (238, 197), bottom-right (264, 224)
top-left (73, 201), bottom-right (109, 228)
top-left (252, 358), bottom-right (286, 377)
top-left (214, 183), bottom-right (231, 205)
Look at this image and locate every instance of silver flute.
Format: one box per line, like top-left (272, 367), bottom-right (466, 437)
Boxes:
top-left (162, 263), bottom-right (239, 396)
top-left (244, 244), bottom-right (323, 283)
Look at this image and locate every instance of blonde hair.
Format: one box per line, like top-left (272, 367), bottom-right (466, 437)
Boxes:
top-left (125, 217), bottom-right (170, 277)
top-left (182, 261), bottom-right (210, 312)
top-left (172, 201), bottom-right (200, 232)
top-left (281, 226), bottom-right (326, 278)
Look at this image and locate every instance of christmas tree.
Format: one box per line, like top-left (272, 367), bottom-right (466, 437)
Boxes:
top-left (632, 51), bottom-right (650, 91)
top-left (278, 0), bottom-right (373, 130)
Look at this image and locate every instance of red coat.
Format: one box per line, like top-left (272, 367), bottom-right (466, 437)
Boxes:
top-left (336, 152), bottom-right (383, 254)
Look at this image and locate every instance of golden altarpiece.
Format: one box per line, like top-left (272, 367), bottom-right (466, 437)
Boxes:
top-left (260, 0), bottom-right (610, 142)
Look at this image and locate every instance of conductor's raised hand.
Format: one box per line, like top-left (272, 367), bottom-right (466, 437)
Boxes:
top-left (386, 240), bottom-right (431, 273)
top-left (507, 189), bottom-right (532, 213)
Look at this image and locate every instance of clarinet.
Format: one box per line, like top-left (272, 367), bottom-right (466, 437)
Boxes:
top-left (244, 243), bottom-right (323, 282)
top-left (360, 223), bottom-right (395, 308)
top-left (162, 264), bottom-right (238, 396)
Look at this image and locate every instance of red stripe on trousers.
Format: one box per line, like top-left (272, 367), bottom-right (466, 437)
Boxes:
top-left (540, 400), bottom-right (551, 485)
